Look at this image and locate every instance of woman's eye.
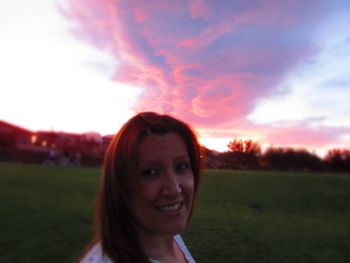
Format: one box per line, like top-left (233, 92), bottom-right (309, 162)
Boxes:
top-left (140, 168), bottom-right (159, 178)
top-left (175, 162), bottom-right (190, 173)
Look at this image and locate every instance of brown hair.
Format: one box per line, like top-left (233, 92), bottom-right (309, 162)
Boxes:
top-left (81, 112), bottom-right (203, 262)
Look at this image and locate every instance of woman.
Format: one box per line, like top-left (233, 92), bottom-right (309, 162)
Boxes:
top-left (80, 112), bottom-right (203, 263)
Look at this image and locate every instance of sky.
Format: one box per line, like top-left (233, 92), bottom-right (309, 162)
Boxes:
top-left (0, 0), bottom-right (349, 156)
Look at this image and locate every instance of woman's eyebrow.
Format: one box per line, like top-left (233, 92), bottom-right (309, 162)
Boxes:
top-left (138, 154), bottom-right (189, 164)
top-left (137, 158), bottom-right (160, 166)
top-left (174, 155), bottom-right (190, 161)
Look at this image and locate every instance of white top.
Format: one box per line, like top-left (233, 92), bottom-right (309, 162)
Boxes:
top-left (80, 234), bottom-right (195, 263)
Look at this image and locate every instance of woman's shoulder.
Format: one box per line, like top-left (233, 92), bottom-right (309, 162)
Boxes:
top-left (80, 242), bottom-right (113, 263)
top-left (174, 234), bottom-right (196, 263)
top-left (80, 235), bottom-right (195, 263)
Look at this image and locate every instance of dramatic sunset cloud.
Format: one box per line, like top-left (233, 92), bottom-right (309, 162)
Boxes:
top-left (1, 0), bottom-right (349, 155)
top-left (61, 0), bottom-right (349, 153)
top-left (64, 0), bottom-right (321, 124)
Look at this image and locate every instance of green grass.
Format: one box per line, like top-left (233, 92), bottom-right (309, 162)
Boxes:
top-left (0, 164), bottom-right (350, 262)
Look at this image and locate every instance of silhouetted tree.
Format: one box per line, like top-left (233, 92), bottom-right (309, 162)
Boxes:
top-left (224, 138), bottom-right (261, 169)
top-left (262, 147), bottom-right (324, 171)
top-left (325, 149), bottom-right (350, 172)
top-left (201, 141), bottom-right (350, 173)
top-left (200, 145), bottom-right (217, 169)
top-left (227, 138), bottom-right (260, 154)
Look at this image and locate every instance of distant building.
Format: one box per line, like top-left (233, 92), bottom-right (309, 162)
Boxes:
top-left (0, 120), bottom-right (104, 166)
top-left (0, 120), bottom-right (48, 163)
top-left (102, 135), bottom-right (113, 151)
top-left (0, 120), bottom-right (33, 150)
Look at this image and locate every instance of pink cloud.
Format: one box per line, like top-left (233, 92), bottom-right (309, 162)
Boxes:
top-left (189, 0), bottom-right (210, 19)
top-left (61, 0), bottom-right (348, 151)
top-left (196, 121), bottom-right (349, 154)
top-left (263, 125), bottom-right (348, 149)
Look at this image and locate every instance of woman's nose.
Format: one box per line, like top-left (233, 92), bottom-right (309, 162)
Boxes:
top-left (162, 171), bottom-right (182, 196)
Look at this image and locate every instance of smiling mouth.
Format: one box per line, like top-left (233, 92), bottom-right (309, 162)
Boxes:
top-left (156, 201), bottom-right (183, 212)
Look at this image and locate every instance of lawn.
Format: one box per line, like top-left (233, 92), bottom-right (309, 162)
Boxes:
top-left (0, 163), bottom-right (349, 262)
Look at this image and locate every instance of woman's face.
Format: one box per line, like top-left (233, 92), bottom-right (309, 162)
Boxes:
top-left (128, 132), bottom-right (194, 238)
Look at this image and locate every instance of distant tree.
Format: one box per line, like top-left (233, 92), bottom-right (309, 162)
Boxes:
top-left (225, 138), bottom-right (261, 169)
top-left (227, 138), bottom-right (261, 154)
top-left (262, 147), bottom-right (324, 171)
top-left (325, 149), bottom-right (350, 172)
top-left (200, 145), bottom-right (216, 169)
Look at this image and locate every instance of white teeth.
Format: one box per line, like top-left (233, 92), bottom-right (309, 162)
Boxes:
top-left (157, 202), bottom-right (181, 211)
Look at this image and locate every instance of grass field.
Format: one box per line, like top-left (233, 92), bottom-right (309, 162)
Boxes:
top-left (0, 163), bottom-right (349, 263)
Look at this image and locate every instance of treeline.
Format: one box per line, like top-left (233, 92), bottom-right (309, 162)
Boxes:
top-left (203, 139), bottom-right (350, 173)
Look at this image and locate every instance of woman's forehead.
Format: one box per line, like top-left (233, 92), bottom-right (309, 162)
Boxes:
top-left (136, 133), bottom-right (189, 162)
